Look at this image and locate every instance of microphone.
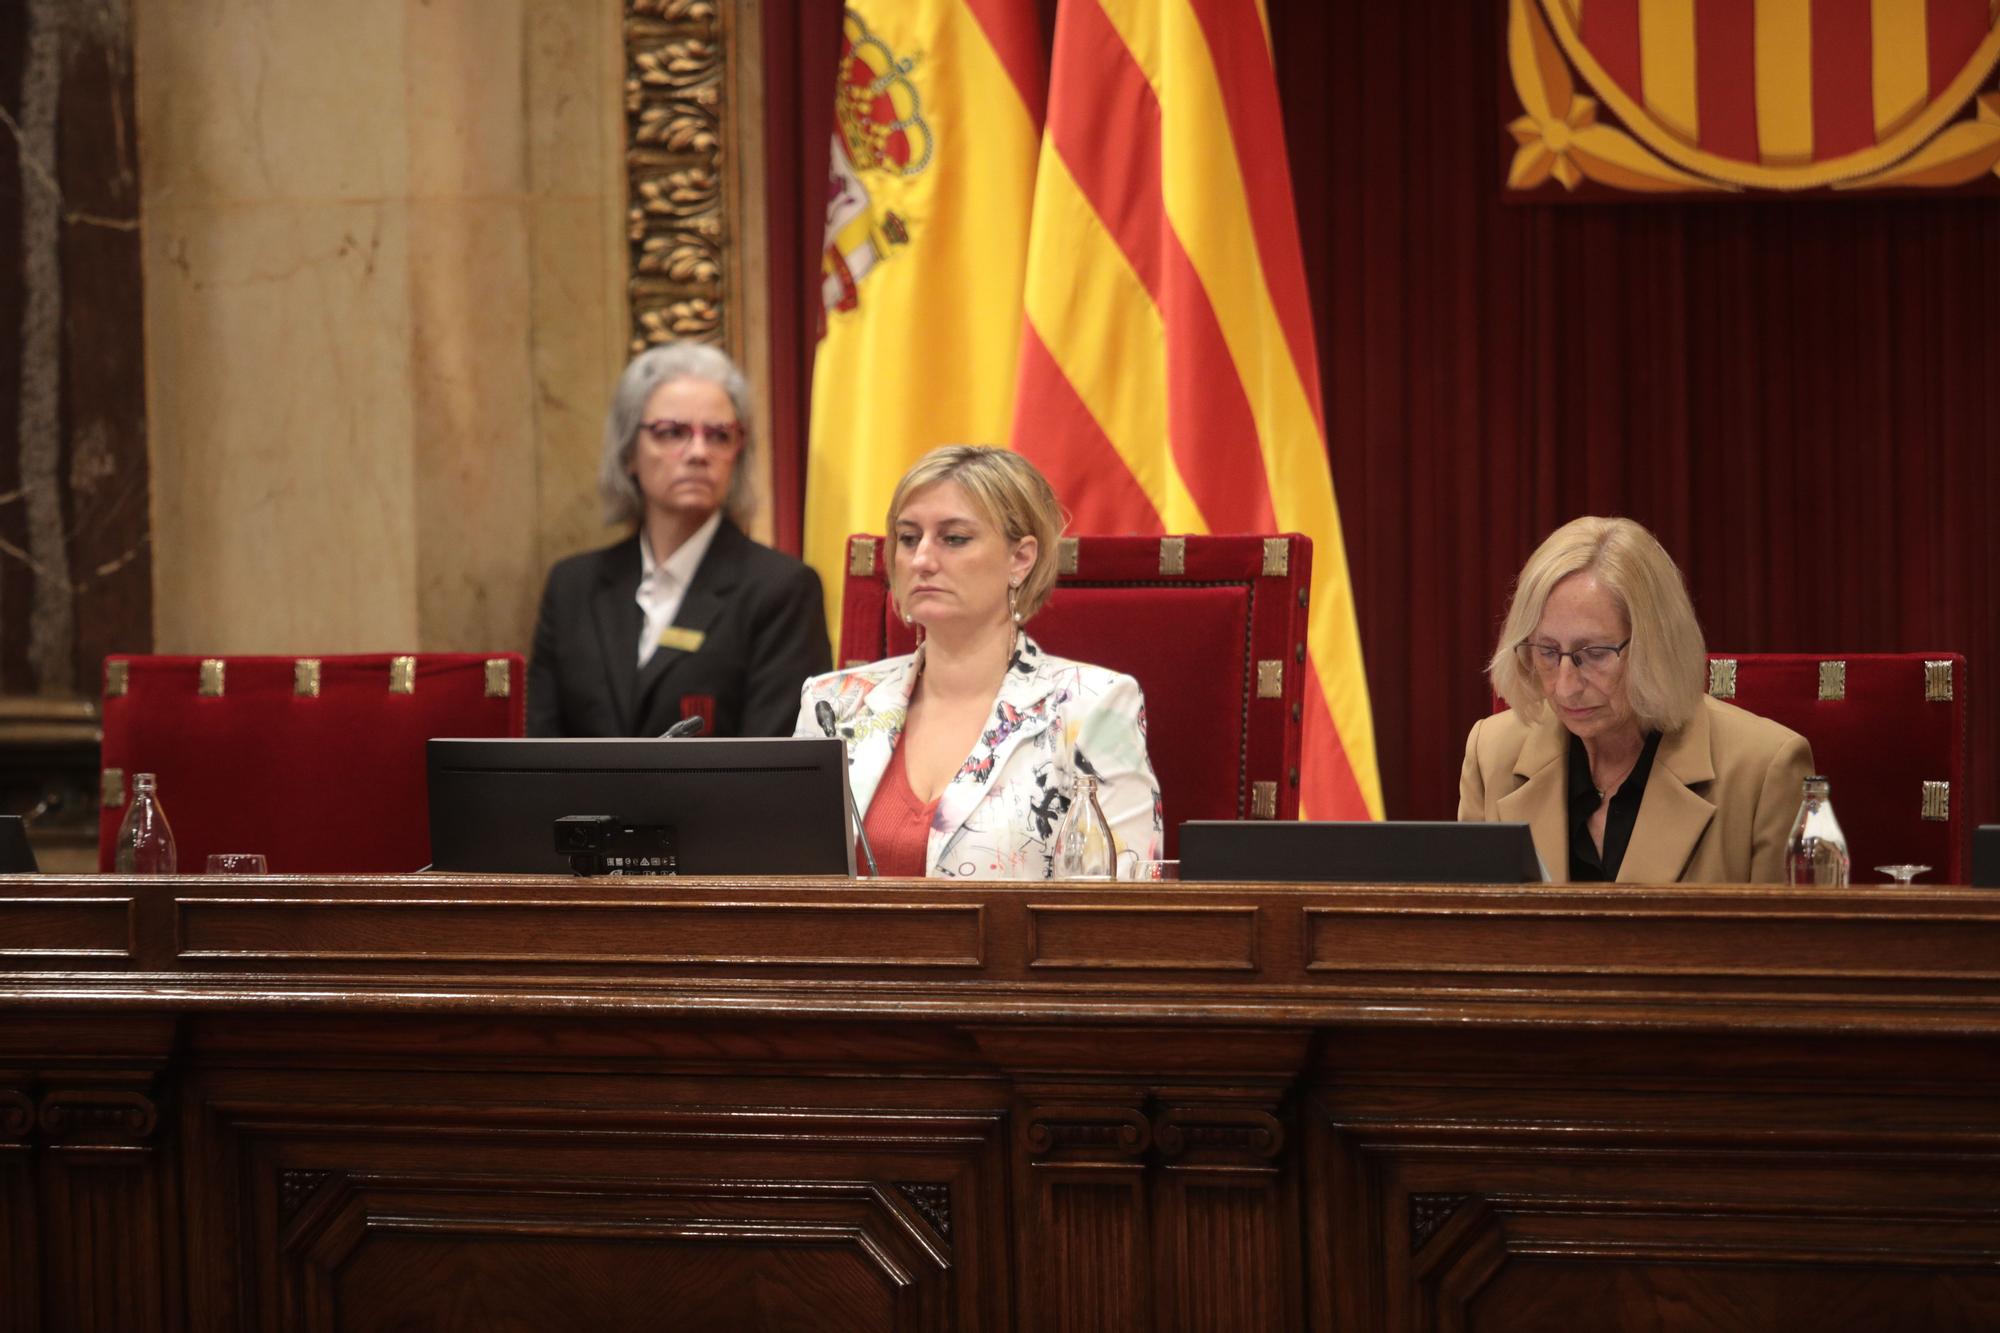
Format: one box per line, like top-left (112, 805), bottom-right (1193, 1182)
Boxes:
top-left (659, 714), bottom-right (706, 739)
top-left (817, 701), bottom-right (879, 878)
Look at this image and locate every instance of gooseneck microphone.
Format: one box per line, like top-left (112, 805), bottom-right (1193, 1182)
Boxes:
top-left (817, 701), bottom-right (879, 878)
top-left (659, 714), bottom-right (706, 739)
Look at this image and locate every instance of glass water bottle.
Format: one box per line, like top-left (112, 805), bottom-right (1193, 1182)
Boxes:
top-left (114, 772), bottom-right (178, 875)
top-left (1054, 774), bottom-right (1117, 880)
top-left (1784, 774), bottom-right (1849, 887)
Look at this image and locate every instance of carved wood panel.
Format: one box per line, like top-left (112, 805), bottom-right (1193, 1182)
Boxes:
top-left (1308, 1027), bottom-right (2000, 1333)
top-left (178, 1046), bottom-right (1010, 1333)
top-left (622, 0), bottom-right (735, 353)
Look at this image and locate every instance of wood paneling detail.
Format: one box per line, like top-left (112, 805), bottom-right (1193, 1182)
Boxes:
top-left (1028, 905), bottom-right (1260, 971)
top-left (1, 875), bottom-right (1998, 1329)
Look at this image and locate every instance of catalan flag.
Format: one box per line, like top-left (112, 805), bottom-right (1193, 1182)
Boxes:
top-left (1007, 0), bottom-right (1383, 820)
top-left (804, 2), bottom-right (1046, 644)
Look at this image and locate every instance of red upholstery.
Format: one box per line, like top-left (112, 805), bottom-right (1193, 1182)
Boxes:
top-left (1708, 653), bottom-right (1970, 884)
top-left (1496, 653), bottom-right (1972, 883)
top-left (99, 654), bottom-right (525, 873)
top-left (841, 535), bottom-right (1311, 856)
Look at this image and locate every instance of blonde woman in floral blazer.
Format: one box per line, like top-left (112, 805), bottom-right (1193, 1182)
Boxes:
top-left (793, 446), bottom-right (1162, 880)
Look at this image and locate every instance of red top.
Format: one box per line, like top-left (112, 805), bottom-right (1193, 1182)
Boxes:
top-left (862, 743), bottom-right (939, 877)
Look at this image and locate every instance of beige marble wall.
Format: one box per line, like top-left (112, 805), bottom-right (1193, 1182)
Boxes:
top-left (137, 0), bottom-right (629, 656)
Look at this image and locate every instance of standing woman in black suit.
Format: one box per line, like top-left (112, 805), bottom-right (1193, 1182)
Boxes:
top-left (528, 342), bottom-right (830, 737)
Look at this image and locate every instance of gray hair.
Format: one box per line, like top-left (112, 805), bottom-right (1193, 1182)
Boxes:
top-left (596, 341), bottom-right (756, 527)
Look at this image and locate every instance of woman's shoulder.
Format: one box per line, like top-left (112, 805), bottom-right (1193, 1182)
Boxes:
top-left (543, 533), bottom-right (637, 587)
top-left (713, 520), bottom-right (821, 586)
top-left (1701, 694), bottom-right (1810, 759)
top-left (801, 654), bottom-right (915, 703)
top-left (1466, 703), bottom-right (1537, 747)
top-left (1024, 643), bottom-right (1141, 700)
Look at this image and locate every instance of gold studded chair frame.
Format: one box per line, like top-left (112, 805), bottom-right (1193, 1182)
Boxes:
top-left (1700, 652), bottom-right (1971, 883)
top-left (99, 654), bottom-right (525, 873)
top-left (841, 534), bottom-right (1312, 857)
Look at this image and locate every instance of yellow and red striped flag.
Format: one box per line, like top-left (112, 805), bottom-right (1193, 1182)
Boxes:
top-left (1008, 0), bottom-right (1383, 819)
top-left (804, 1), bottom-right (1046, 644)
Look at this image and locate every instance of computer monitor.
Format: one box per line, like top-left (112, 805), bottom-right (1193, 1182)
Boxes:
top-left (0, 816), bottom-right (38, 874)
top-left (1178, 820), bottom-right (1546, 884)
top-left (1975, 825), bottom-right (2000, 888)
top-left (426, 737), bottom-right (854, 875)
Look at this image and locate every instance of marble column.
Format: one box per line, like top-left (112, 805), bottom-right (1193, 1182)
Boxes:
top-left (0, 0), bottom-right (150, 697)
top-left (136, 0), bottom-right (630, 656)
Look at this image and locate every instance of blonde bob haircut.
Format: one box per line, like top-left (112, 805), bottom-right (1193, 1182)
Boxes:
top-left (885, 445), bottom-right (1063, 624)
top-left (1487, 516), bottom-right (1707, 734)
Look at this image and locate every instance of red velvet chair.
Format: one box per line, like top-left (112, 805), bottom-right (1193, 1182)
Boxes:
top-left (1493, 652), bottom-right (1973, 882)
top-left (841, 534), bottom-right (1311, 857)
top-left (1703, 653), bottom-right (1971, 884)
top-left (99, 654), bottom-right (525, 873)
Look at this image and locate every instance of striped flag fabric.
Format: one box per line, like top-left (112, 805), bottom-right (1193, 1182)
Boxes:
top-left (1571, 0), bottom-right (1997, 164)
top-left (1006, 0), bottom-right (1383, 820)
top-left (804, 1), bottom-right (1046, 644)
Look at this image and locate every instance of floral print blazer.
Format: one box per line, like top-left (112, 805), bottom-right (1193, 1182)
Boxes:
top-left (793, 635), bottom-right (1163, 879)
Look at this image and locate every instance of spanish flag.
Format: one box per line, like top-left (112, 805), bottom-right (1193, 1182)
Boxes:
top-left (1008, 0), bottom-right (1383, 820)
top-left (803, 2), bottom-right (1045, 645)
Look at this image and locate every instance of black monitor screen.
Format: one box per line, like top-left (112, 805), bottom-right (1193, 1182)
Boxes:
top-left (1975, 825), bottom-right (2000, 889)
top-left (0, 816), bottom-right (37, 874)
top-left (426, 738), bottom-right (854, 875)
top-left (1178, 820), bottom-right (1546, 884)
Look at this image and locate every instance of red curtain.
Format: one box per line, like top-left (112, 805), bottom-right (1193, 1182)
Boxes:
top-left (766, 0), bottom-right (2000, 829)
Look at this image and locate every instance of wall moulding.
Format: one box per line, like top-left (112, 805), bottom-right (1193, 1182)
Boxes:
top-left (621, 0), bottom-right (774, 536)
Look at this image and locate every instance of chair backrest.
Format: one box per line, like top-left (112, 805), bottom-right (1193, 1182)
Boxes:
top-left (841, 534), bottom-right (1311, 857)
top-left (1493, 652), bottom-right (1972, 882)
top-left (1704, 653), bottom-right (1970, 884)
top-left (99, 654), bottom-right (525, 873)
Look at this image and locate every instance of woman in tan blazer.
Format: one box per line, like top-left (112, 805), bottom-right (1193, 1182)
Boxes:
top-left (1459, 517), bottom-right (1813, 884)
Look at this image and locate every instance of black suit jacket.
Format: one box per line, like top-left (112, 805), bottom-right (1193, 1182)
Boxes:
top-left (527, 521), bottom-right (830, 738)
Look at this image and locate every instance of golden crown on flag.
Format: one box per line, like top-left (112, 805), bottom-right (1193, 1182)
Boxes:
top-left (835, 13), bottom-right (933, 178)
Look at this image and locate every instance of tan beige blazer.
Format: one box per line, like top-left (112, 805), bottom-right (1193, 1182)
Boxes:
top-left (1458, 695), bottom-right (1814, 884)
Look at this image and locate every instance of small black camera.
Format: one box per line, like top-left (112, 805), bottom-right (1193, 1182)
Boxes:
top-left (553, 815), bottom-right (677, 876)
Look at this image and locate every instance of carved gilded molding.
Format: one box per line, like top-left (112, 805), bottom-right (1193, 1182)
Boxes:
top-left (623, 0), bottom-right (731, 351)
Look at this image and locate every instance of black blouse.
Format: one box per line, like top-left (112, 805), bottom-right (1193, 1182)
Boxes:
top-left (1566, 730), bottom-right (1663, 881)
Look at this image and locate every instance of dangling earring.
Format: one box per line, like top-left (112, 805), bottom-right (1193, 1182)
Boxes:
top-left (901, 604), bottom-right (913, 627)
top-left (1008, 581), bottom-right (1022, 625)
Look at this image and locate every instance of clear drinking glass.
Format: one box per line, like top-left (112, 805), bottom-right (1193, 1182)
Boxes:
top-left (206, 853), bottom-right (268, 874)
top-left (1784, 775), bottom-right (1850, 887)
top-left (1053, 775), bottom-right (1117, 880)
top-left (1873, 864), bottom-right (1930, 885)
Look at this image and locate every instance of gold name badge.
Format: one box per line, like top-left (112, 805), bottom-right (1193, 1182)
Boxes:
top-left (658, 626), bottom-right (706, 654)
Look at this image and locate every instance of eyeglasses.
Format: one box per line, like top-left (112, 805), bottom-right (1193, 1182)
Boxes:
top-left (1515, 638), bottom-right (1631, 676)
top-left (639, 419), bottom-right (742, 449)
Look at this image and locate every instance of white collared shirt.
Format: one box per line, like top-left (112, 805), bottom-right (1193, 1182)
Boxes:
top-left (636, 511), bottom-right (723, 667)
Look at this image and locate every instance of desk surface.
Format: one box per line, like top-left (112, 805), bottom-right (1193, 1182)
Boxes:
top-left (4, 875), bottom-right (1998, 1331)
top-left (2, 873), bottom-right (1997, 1033)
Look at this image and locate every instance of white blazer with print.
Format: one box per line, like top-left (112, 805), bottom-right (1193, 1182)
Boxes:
top-left (793, 635), bottom-right (1163, 879)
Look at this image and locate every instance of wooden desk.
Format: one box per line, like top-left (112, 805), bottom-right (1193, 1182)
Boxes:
top-left (3, 874), bottom-right (1998, 1331)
